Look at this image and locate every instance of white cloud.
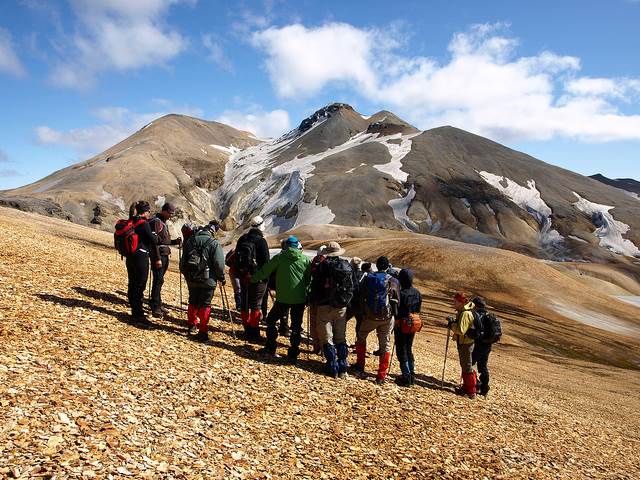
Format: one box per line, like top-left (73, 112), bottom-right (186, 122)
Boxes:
top-left (0, 148), bottom-right (8, 162)
top-left (35, 102), bottom-right (204, 157)
top-left (0, 28), bottom-right (27, 77)
top-left (217, 108), bottom-right (291, 138)
top-left (252, 22), bottom-right (640, 143)
top-left (50, 0), bottom-right (189, 89)
top-left (202, 34), bottom-right (233, 72)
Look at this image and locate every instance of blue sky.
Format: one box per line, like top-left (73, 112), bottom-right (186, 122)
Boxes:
top-left (1, 0), bottom-right (639, 190)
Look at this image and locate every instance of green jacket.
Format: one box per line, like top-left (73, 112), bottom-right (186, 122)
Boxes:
top-left (251, 247), bottom-right (311, 305)
top-left (451, 301), bottom-right (476, 345)
top-left (180, 229), bottom-right (225, 289)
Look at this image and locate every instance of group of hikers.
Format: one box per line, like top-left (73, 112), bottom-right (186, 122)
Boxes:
top-left (115, 202), bottom-right (501, 399)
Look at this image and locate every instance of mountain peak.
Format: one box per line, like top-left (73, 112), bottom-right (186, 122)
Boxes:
top-left (297, 103), bottom-right (355, 134)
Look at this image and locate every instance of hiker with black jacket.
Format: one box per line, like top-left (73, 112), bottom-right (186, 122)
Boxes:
top-left (235, 216), bottom-right (270, 340)
top-left (309, 242), bottom-right (353, 378)
top-left (148, 202), bottom-right (182, 317)
top-left (252, 236), bottom-right (311, 362)
top-left (308, 245), bottom-right (327, 355)
top-left (124, 201), bottom-right (160, 325)
top-left (472, 296), bottom-right (493, 396)
top-left (448, 293), bottom-right (477, 399)
top-left (394, 269), bottom-right (422, 387)
top-left (353, 256), bottom-right (400, 384)
top-left (180, 223), bottom-right (225, 341)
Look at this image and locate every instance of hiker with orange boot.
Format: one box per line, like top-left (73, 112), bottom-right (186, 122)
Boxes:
top-left (115, 201), bottom-right (160, 326)
top-left (353, 256), bottom-right (400, 384)
top-left (180, 223), bottom-right (225, 341)
top-left (235, 216), bottom-right (270, 341)
top-left (448, 293), bottom-right (477, 399)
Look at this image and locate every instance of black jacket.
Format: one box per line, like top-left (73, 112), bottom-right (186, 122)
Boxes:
top-left (132, 216), bottom-right (160, 260)
top-left (149, 213), bottom-right (180, 256)
top-left (397, 269), bottom-right (422, 319)
top-left (237, 228), bottom-right (270, 268)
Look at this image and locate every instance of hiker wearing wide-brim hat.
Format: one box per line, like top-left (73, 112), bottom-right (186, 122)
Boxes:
top-left (308, 241), bottom-right (353, 378)
top-left (252, 236), bottom-right (311, 362)
top-left (147, 202), bottom-right (183, 318)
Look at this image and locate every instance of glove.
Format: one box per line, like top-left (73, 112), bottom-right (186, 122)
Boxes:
top-left (174, 237), bottom-right (182, 247)
top-left (446, 316), bottom-right (454, 329)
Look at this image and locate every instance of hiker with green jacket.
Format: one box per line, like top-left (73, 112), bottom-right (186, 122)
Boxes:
top-left (252, 236), bottom-right (311, 362)
top-left (448, 293), bottom-right (477, 398)
top-left (180, 224), bottom-right (225, 341)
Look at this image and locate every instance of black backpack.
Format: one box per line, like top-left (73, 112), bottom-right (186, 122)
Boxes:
top-left (181, 236), bottom-right (210, 282)
top-left (466, 310), bottom-right (484, 341)
top-left (235, 237), bottom-right (257, 275)
top-left (325, 257), bottom-right (354, 308)
top-left (479, 312), bottom-right (502, 343)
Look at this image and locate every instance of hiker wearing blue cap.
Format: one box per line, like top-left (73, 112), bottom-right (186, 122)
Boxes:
top-left (251, 235), bottom-right (311, 362)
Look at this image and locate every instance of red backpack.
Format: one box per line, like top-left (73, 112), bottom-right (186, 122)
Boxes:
top-left (114, 218), bottom-right (145, 258)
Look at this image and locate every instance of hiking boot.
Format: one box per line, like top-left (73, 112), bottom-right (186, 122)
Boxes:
top-left (279, 325), bottom-right (290, 337)
top-left (332, 372), bottom-right (340, 380)
top-left (375, 377), bottom-right (386, 385)
top-left (195, 331), bottom-right (209, 342)
top-left (151, 309), bottom-right (163, 318)
top-left (338, 372), bottom-right (349, 379)
top-left (455, 387), bottom-right (476, 399)
top-left (257, 348), bottom-right (280, 359)
top-left (395, 375), bottom-right (412, 387)
top-left (132, 315), bottom-right (151, 328)
top-left (479, 386), bottom-right (490, 397)
top-left (286, 355), bottom-right (298, 366)
top-left (188, 325), bottom-right (199, 335)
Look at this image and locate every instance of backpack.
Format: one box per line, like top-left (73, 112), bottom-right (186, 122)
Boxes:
top-left (114, 218), bottom-right (144, 258)
top-left (325, 257), bottom-right (354, 308)
top-left (365, 272), bottom-right (391, 319)
top-left (225, 249), bottom-right (236, 268)
top-left (466, 310), bottom-right (484, 340)
top-left (235, 238), bottom-right (257, 275)
top-left (398, 312), bottom-right (423, 334)
top-left (181, 236), bottom-right (210, 282)
top-left (479, 312), bottom-right (502, 343)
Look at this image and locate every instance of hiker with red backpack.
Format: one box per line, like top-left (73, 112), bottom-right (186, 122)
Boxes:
top-left (115, 201), bottom-right (160, 325)
top-left (471, 296), bottom-right (501, 396)
top-left (353, 256), bottom-right (400, 384)
top-left (147, 203), bottom-right (182, 318)
top-left (308, 242), bottom-right (353, 378)
top-left (394, 269), bottom-right (423, 387)
top-left (180, 223), bottom-right (225, 341)
top-left (235, 216), bottom-right (270, 341)
top-left (252, 236), bottom-right (311, 362)
top-left (448, 293), bottom-right (478, 399)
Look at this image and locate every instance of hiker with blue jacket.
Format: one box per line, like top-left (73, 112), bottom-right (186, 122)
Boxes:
top-left (252, 236), bottom-right (311, 362)
top-left (394, 269), bottom-right (422, 387)
top-left (309, 242), bottom-right (353, 378)
top-left (353, 256), bottom-right (400, 384)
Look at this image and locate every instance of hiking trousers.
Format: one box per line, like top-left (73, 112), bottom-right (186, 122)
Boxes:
top-left (187, 286), bottom-right (215, 307)
top-left (457, 342), bottom-right (474, 375)
top-left (264, 302), bottom-right (305, 358)
top-left (150, 255), bottom-right (169, 312)
top-left (126, 250), bottom-right (149, 317)
top-left (242, 280), bottom-right (267, 313)
top-left (472, 342), bottom-right (492, 391)
top-left (356, 316), bottom-right (394, 353)
top-left (230, 275), bottom-right (242, 310)
top-left (315, 305), bottom-right (348, 346)
top-left (394, 329), bottom-right (415, 369)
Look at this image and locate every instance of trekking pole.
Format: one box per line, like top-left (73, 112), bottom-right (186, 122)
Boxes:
top-left (306, 307), bottom-right (311, 360)
top-left (178, 246), bottom-right (184, 318)
top-left (389, 342), bottom-right (396, 378)
top-left (221, 283), bottom-right (236, 339)
top-left (441, 319), bottom-right (452, 388)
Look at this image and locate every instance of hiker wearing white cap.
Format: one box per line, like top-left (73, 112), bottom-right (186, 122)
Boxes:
top-left (309, 242), bottom-right (354, 378)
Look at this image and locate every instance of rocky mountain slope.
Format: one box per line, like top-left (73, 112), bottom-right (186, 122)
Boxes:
top-left (2, 103), bottom-right (639, 263)
top-left (591, 173), bottom-right (640, 195)
top-left (0, 115), bottom-right (260, 228)
top-left (1, 207), bottom-right (639, 478)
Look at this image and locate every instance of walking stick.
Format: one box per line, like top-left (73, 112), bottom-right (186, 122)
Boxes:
top-left (178, 246), bottom-right (183, 318)
top-left (441, 322), bottom-right (452, 388)
top-left (221, 283), bottom-right (236, 339)
top-left (388, 341), bottom-right (396, 378)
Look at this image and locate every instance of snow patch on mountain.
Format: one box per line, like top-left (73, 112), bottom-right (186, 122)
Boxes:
top-left (478, 171), bottom-right (563, 246)
top-left (373, 132), bottom-right (421, 182)
top-left (572, 192), bottom-right (640, 257)
top-left (155, 195), bottom-right (165, 207)
top-left (210, 144), bottom-right (241, 155)
top-left (389, 185), bottom-right (419, 232)
top-left (100, 190), bottom-right (126, 211)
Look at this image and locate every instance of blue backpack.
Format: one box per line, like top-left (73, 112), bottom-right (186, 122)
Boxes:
top-left (365, 272), bottom-right (391, 319)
